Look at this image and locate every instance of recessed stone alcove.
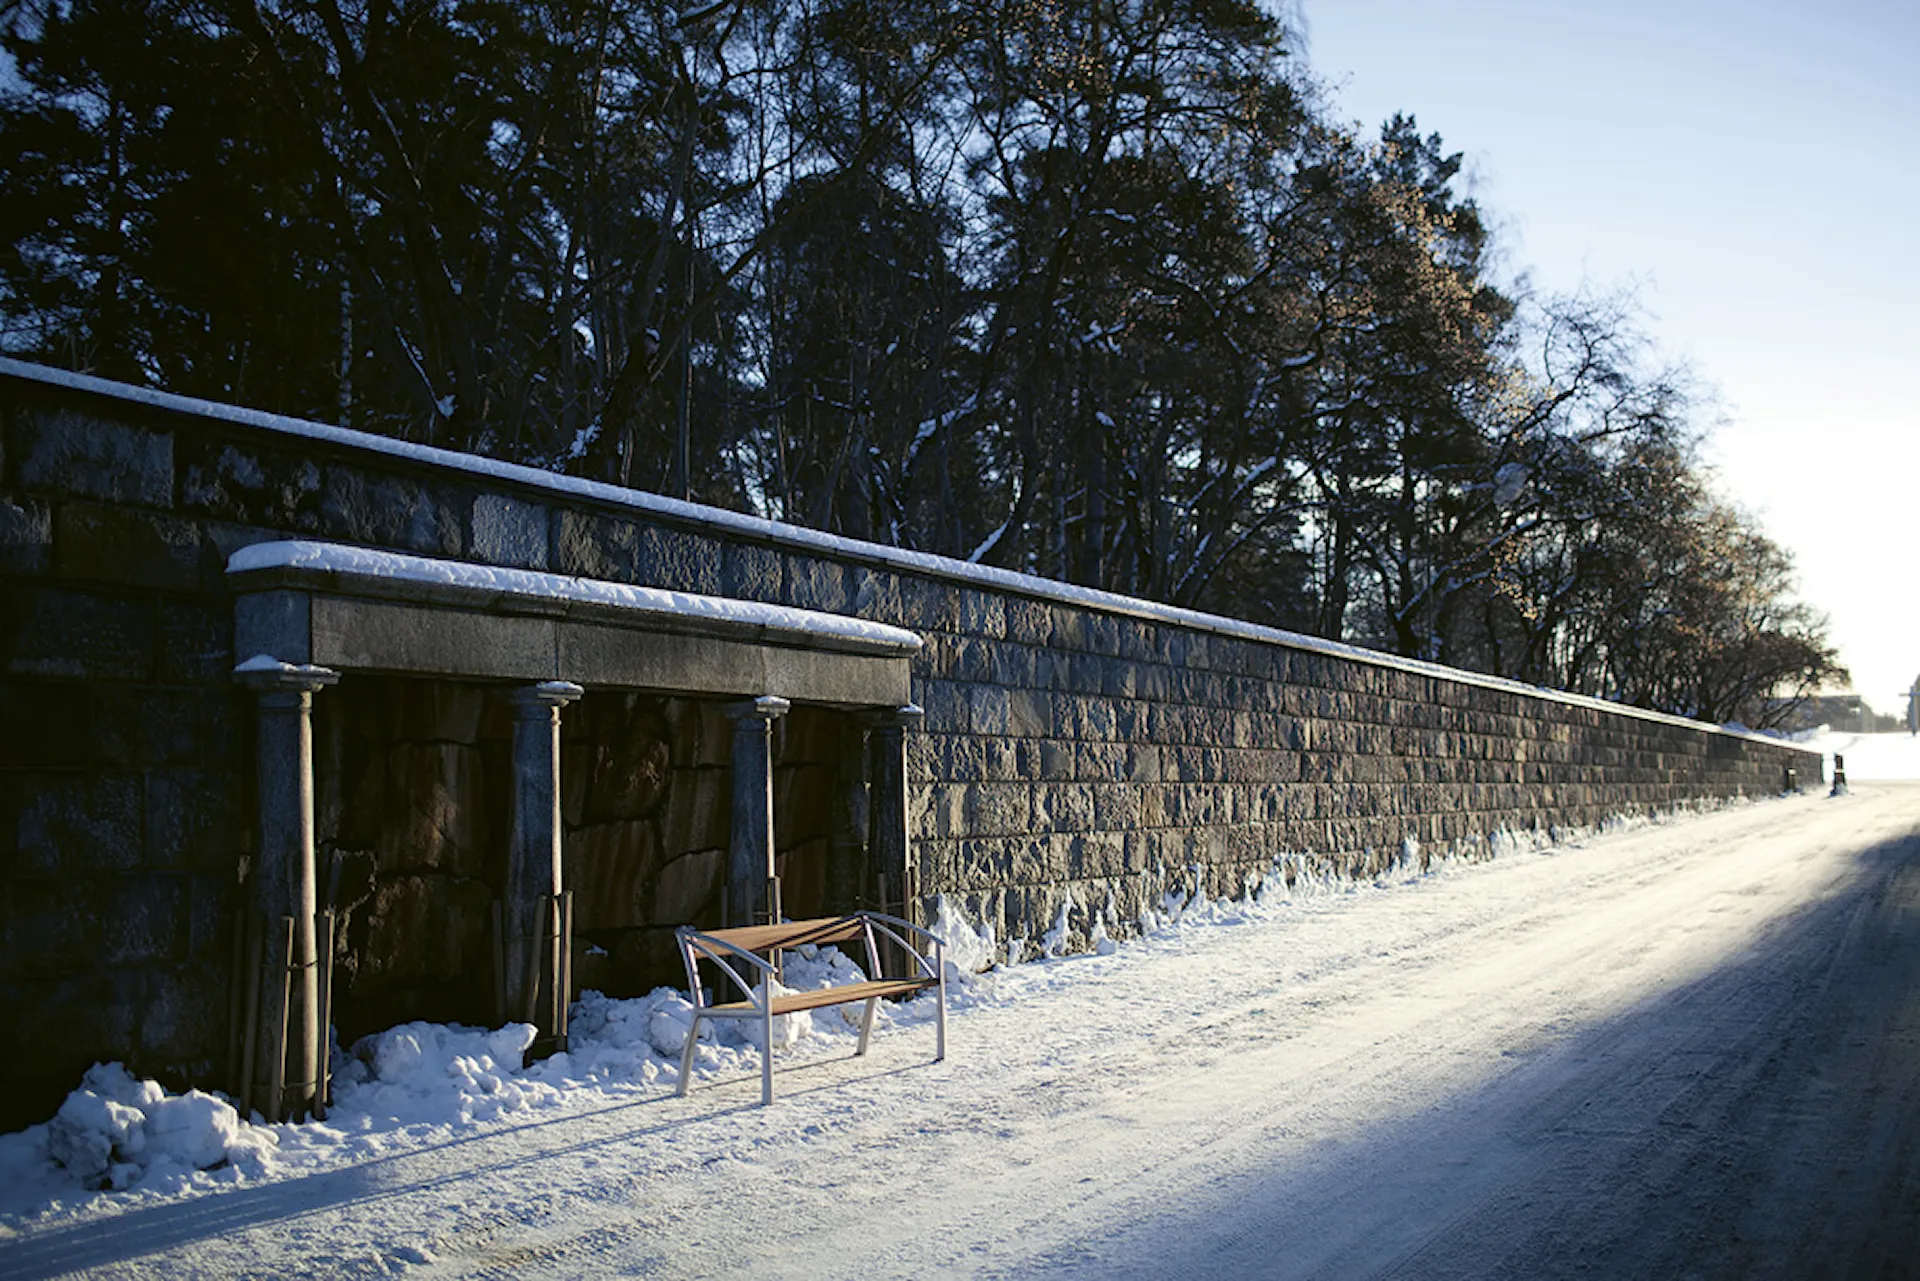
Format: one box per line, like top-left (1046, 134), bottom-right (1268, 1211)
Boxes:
top-left (218, 537), bottom-right (919, 1114)
top-left (313, 677), bottom-right (509, 1040)
top-left (311, 675), bottom-right (860, 1044)
top-left (559, 691), bottom-right (852, 1002)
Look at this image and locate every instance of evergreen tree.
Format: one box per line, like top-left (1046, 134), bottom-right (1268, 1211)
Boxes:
top-left (0, 0), bottom-right (1841, 721)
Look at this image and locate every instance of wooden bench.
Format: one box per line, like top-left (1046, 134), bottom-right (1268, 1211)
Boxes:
top-left (674, 912), bottom-right (947, 1105)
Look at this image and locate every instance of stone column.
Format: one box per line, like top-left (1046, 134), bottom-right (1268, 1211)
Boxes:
top-left (725, 696), bottom-right (791, 927)
top-left (507, 681), bottom-right (583, 1038)
top-left (238, 659), bottom-right (339, 1122)
top-left (866, 704), bottom-right (924, 925)
top-left (825, 719), bottom-right (871, 916)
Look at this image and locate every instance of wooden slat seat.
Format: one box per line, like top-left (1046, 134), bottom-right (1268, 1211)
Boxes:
top-left (704, 976), bottom-right (937, 1017)
top-left (675, 911), bottom-right (948, 1106)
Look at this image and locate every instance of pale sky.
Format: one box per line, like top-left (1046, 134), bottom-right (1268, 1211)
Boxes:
top-left (1302, 0), bottom-right (1920, 716)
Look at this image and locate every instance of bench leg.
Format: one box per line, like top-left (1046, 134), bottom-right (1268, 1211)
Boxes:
top-left (761, 1003), bottom-right (775, 1106)
top-left (857, 997), bottom-right (879, 1056)
top-left (678, 1014), bottom-right (703, 1097)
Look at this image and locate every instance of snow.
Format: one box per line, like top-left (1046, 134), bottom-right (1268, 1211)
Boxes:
top-left (931, 894), bottom-right (997, 976)
top-left (0, 943), bottom-right (938, 1220)
top-left (8, 787), bottom-right (1899, 1279)
top-left (1795, 727), bottom-right (1920, 781)
top-left (231, 654), bottom-right (308, 675)
top-left (40, 1066), bottom-right (274, 1194)
top-left (226, 540), bottom-right (922, 652)
top-left (2, 356), bottom-right (1798, 749)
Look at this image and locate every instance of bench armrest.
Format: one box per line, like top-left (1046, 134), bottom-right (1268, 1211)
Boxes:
top-left (860, 912), bottom-right (946, 983)
top-left (676, 927), bottom-right (777, 1012)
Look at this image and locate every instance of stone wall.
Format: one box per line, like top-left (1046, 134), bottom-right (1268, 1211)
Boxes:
top-left (911, 634), bottom-right (1798, 959)
top-left (0, 359), bottom-right (1820, 1131)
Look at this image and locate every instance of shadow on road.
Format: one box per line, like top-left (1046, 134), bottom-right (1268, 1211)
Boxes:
top-left (0, 1046), bottom-right (919, 1279)
top-left (1021, 818), bottom-right (1920, 1280)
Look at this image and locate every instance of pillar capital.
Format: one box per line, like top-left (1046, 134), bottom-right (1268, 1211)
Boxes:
top-left (725, 694), bottom-right (792, 723)
top-left (864, 702), bottom-right (924, 730)
top-left (510, 680), bottom-right (584, 715)
top-left (234, 656), bottom-right (339, 695)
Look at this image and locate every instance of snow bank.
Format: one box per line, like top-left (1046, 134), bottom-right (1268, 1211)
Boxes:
top-left (331, 1022), bottom-right (567, 1128)
top-left (933, 895), bottom-right (998, 977)
top-left (0, 942), bottom-right (965, 1221)
top-left (37, 1064), bottom-right (275, 1193)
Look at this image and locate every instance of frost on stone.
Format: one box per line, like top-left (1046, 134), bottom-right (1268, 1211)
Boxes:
top-left (1089, 896), bottom-right (1118, 956)
top-left (933, 894), bottom-right (997, 976)
top-left (1040, 895), bottom-right (1077, 959)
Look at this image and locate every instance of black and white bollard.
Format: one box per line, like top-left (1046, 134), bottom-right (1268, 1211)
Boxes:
top-left (1830, 753), bottom-right (1848, 797)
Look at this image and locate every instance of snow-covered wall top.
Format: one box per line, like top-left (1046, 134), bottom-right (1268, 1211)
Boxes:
top-left (0, 356), bottom-right (1794, 748)
top-left (227, 540), bottom-right (923, 655)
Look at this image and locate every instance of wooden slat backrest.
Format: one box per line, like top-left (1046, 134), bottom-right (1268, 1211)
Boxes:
top-left (696, 915), bottom-right (865, 954)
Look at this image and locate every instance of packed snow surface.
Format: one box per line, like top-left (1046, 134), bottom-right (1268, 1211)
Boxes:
top-left (3, 786), bottom-right (1918, 1277)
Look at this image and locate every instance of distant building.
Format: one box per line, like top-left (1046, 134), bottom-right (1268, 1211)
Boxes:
top-left (1769, 693), bottom-right (1901, 735)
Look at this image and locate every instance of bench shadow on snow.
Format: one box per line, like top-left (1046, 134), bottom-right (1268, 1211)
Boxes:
top-left (1012, 822), bottom-right (1920, 1281)
top-left (0, 1047), bottom-right (925, 1279)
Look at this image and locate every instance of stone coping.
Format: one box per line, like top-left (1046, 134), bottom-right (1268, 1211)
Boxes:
top-left (226, 540), bottom-right (923, 658)
top-left (3, 357), bottom-right (1818, 754)
top-left (226, 543), bottom-right (917, 706)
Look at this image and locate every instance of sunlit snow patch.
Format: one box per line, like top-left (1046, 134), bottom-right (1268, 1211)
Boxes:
top-left (58, 1064), bottom-right (274, 1191)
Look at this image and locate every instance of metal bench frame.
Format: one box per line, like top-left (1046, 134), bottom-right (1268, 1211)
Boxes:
top-left (674, 911), bottom-right (947, 1105)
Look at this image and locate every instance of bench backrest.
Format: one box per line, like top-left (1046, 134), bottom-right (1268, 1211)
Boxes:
top-left (697, 915), bottom-right (867, 955)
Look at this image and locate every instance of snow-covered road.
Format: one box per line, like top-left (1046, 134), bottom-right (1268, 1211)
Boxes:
top-left (8, 782), bottom-right (1920, 1279)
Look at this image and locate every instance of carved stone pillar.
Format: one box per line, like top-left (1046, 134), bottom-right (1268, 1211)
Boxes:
top-left (866, 704), bottom-right (924, 925)
top-left (825, 718), bottom-right (871, 916)
top-left (507, 681), bottom-right (582, 1043)
top-left (725, 696), bottom-right (791, 927)
top-left (237, 659), bottom-right (338, 1122)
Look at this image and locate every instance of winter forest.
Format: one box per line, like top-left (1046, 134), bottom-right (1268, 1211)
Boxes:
top-left (0, 0), bottom-right (1841, 726)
